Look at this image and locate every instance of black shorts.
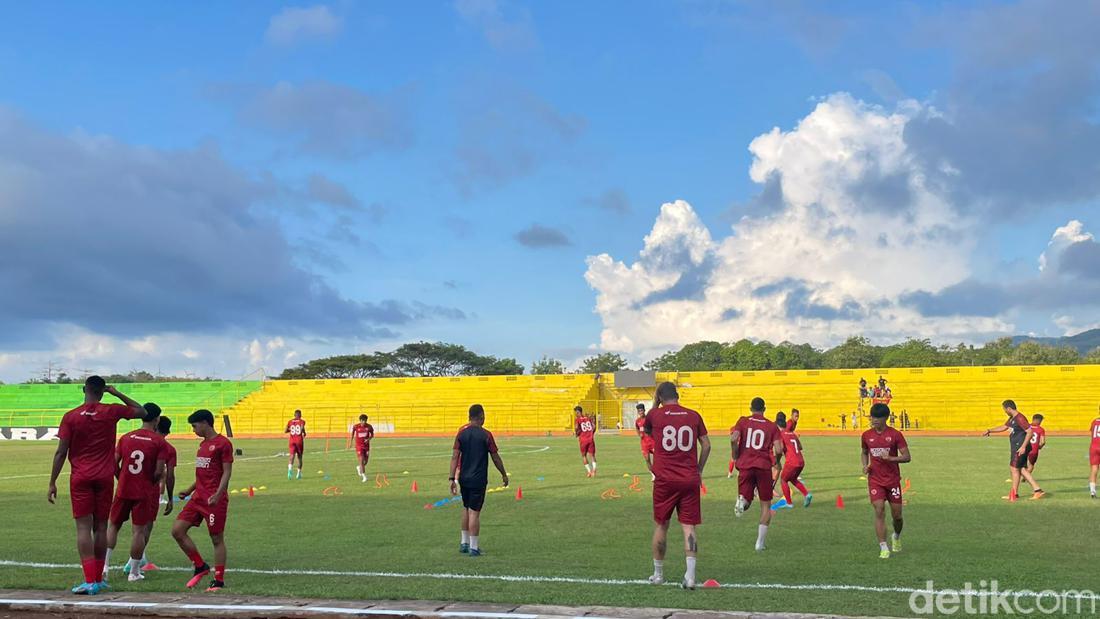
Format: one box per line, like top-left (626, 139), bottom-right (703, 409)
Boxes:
top-left (1011, 447), bottom-right (1029, 469)
top-left (460, 484), bottom-right (486, 511)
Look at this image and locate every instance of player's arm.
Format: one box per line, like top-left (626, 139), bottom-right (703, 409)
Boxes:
top-left (448, 447), bottom-right (461, 495)
top-left (301, 421), bottom-right (306, 438)
top-left (772, 438), bottom-right (784, 466)
top-left (207, 461), bottom-right (232, 506)
top-left (1039, 432), bottom-right (1046, 449)
top-left (729, 429), bottom-right (741, 461)
top-left (983, 424), bottom-right (1008, 436)
top-left (179, 481), bottom-right (196, 500)
top-left (890, 445), bottom-right (911, 464)
top-left (1018, 427), bottom-right (1033, 455)
top-left (285, 421), bottom-right (290, 434)
top-left (491, 451), bottom-right (509, 487)
top-left (47, 437), bottom-right (70, 504)
top-left (860, 444), bottom-right (871, 475)
top-left (163, 465), bottom-right (176, 515)
top-left (153, 457), bottom-right (167, 484)
top-left (105, 385), bottom-right (145, 417)
top-left (697, 434), bottom-right (711, 475)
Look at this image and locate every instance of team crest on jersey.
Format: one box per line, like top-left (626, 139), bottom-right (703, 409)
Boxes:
top-left (209, 445), bottom-right (216, 451)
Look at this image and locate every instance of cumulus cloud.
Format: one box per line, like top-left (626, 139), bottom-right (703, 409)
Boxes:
top-left (454, 0), bottom-right (538, 52)
top-left (265, 5), bottom-right (343, 47)
top-left (515, 224), bottom-right (571, 248)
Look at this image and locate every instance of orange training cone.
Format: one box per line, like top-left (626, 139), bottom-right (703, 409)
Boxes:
top-left (515, 486), bottom-right (523, 500)
top-left (703, 579), bottom-right (720, 588)
top-left (836, 494), bottom-right (845, 509)
top-left (411, 481), bottom-right (418, 493)
top-left (248, 485), bottom-right (255, 498)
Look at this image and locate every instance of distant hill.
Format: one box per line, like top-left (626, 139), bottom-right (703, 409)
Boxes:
top-left (1012, 328), bottom-right (1100, 354)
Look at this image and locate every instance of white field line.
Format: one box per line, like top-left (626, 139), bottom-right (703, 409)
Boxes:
top-left (0, 559), bottom-right (1096, 601)
top-left (0, 598), bottom-right (541, 618)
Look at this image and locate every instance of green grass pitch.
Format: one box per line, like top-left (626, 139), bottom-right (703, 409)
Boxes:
top-left (1, 433), bottom-right (1097, 617)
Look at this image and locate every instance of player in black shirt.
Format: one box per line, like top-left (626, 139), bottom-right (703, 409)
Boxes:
top-left (449, 404), bottom-right (509, 557)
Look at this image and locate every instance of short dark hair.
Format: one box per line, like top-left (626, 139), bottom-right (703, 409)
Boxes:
top-left (142, 402), bottom-right (162, 423)
top-left (188, 409), bottom-right (215, 426)
top-left (636, 403), bottom-right (645, 410)
top-left (359, 414), bottom-right (368, 421)
top-left (750, 397), bottom-right (765, 412)
top-left (295, 409), bottom-right (301, 414)
top-left (870, 403), bottom-right (890, 418)
top-left (574, 405), bottom-right (583, 413)
top-left (655, 381), bottom-right (679, 404)
top-left (791, 408), bottom-right (799, 415)
top-left (1002, 400), bottom-right (1017, 410)
top-left (156, 416), bottom-right (172, 435)
top-left (1032, 413), bottom-right (1044, 422)
top-left (84, 375), bottom-right (106, 393)
top-left (469, 404), bottom-right (485, 419)
top-left (775, 411), bottom-right (787, 429)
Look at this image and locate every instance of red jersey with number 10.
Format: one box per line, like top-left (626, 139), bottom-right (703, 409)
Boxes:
top-left (732, 414), bottom-right (781, 471)
top-left (115, 429), bottom-right (168, 500)
top-left (286, 419), bottom-right (306, 443)
top-left (644, 404), bottom-right (707, 483)
top-left (780, 430), bottom-right (804, 468)
top-left (576, 416), bottom-right (596, 441)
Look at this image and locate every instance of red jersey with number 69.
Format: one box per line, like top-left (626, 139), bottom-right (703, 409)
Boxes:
top-left (780, 430), bottom-right (804, 468)
top-left (862, 427), bottom-right (907, 487)
top-left (193, 434), bottom-right (234, 500)
top-left (353, 422), bottom-right (374, 451)
top-left (286, 419), bottom-right (306, 444)
top-left (115, 429), bottom-right (168, 500)
top-left (732, 414), bottom-right (781, 471)
top-left (644, 404), bottom-right (707, 483)
top-left (575, 416), bottom-right (596, 441)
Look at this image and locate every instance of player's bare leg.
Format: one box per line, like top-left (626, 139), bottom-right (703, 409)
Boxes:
top-left (459, 508), bottom-right (471, 553)
top-left (207, 532), bottom-right (227, 590)
top-left (295, 451), bottom-right (303, 480)
top-left (91, 514), bottom-right (109, 586)
top-left (1090, 464), bottom-right (1098, 498)
top-left (1009, 466), bottom-right (1022, 500)
top-left (1019, 466), bottom-right (1043, 498)
top-left (357, 453), bottom-right (369, 482)
top-left (126, 523), bottom-right (151, 581)
top-left (872, 499), bottom-right (890, 558)
top-left (287, 452), bottom-right (294, 479)
top-left (582, 454), bottom-right (592, 477)
top-left (755, 499), bottom-right (772, 551)
top-left (102, 522), bottom-right (120, 581)
top-left (649, 521), bottom-right (668, 584)
top-left (889, 502), bottom-right (903, 553)
top-left (71, 515), bottom-right (99, 591)
top-left (680, 524), bottom-right (698, 589)
top-left (171, 520), bottom-right (210, 588)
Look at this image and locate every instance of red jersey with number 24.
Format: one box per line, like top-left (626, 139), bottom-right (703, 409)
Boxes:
top-left (862, 427), bottom-right (907, 487)
top-left (115, 429), bottom-right (169, 500)
top-left (732, 414), bottom-right (781, 471)
top-left (644, 404), bottom-right (707, 483)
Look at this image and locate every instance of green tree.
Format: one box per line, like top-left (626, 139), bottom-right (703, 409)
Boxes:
top-left (643, 351), bottom-right (677, 371)
top-left (1000, 342), bottom-right (1080, 366)
top-left (1083, 347), bottom-right (1100, 364)
top-left (721, 339), bottom-right (769, 370)
top-left (530, 356), bottom-right (565, 374)
top-left (822, 336), bottom-right (882, 369)
top-left (672, 341), bottom-right (725, 371)
top-left (879, 338), bottom-right (945, 367)
top-left (579, 353), bottom-right (629, 374)
top-left (279, 354), bottom-right (390, 379)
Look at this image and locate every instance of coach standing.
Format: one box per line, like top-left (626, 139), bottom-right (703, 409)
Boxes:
top-left (450, 404), bottom-right (508, 557)
top-left (47, 376), bottom-right (146, 595)
top-left (984, 400), bottom-right (1044, 502)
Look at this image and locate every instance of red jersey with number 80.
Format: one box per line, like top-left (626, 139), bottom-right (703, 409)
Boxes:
top-left (115, 429), bottom-right (168, 500)
top-left (644, 404), bottom-right (707, 482)
top-left (780, 430), bottom-right (804, 468)
top-left (732, 414), bottom-right (782, 471)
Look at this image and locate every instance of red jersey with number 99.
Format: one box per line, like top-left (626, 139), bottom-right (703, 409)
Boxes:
top-left (732, 414), bottom-right (782, 471)
top-left (115, 429), bottom-right (168, 500)
top-left (286, 419), bottom-right (306, 443)
top-left (644, 404), bottom-right (707, 483)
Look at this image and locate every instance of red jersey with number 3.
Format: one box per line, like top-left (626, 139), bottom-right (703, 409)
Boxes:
top-left (115, 429), bottom-right (168, 500)
top-left (644, 404), bottom-right (707, 483)
top-left (576, 416), bottom-right (596, 441)
top-left (1029, 425), bottom-right (1045, 455)
top-left (780, 430), bottom-right (804, 468)
top-left (286, 419), bottom-right (306, 444)
top-left (353, 423), bottom-right (374, 451)
top-left (193, 435), bottom-right (234, 500)
top-left (732, 414), bottom-right (781, 471)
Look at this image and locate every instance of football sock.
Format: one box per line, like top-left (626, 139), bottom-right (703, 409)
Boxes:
top-left (592, 461), bottom-right (597, 472)
top-left (584, 463), bottom-right (592, 473)
top-left (756, 525), bottom-right (768, 549)
top-left (470, 536), bottom-right (479, 551)
top-left (186, 549), bottom-right (205, 568)
top-left (214, 564), bottom-right (225, 581)
top-left (103, 548), bottom-right (112, 573)
top-left (685, 556), bottom-right (696, 583)
top-left (892, 532), bottom-right (901, 540)
top-left (141, 551), bottom-right (148, 563)
top-left (793, 481), bottom-right (809, 495)
top-left (781, 482), bottom-right (792, 504)
top-left (356, 465), bottom-right (363, 476)
top-left (81, 557), bottom-right (98, 584)
top-left (652, 559), bottom-right (663, 579)
top-left (880, 542), bottom-right (889, 552)
top-left (95, 559), bottom-right (105, 579)
top-left (288, 464), bottom-right (292, 471)
top-left (1091, 482), bottom-right (1097, 495)
top-left (461, 530), bottom-right (469, 545)
top-left (126, 558), bottom-right (140, 573)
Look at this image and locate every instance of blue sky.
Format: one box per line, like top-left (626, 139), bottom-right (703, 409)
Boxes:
top-left (1, 1), bottom-right (1098, 381)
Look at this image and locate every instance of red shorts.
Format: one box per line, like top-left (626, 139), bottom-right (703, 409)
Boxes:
top-left (640, 437), bottom-right (655, 456)
top-left (780, 465), bottom-right (803, 483)
top-left (652, 479), bottom-right (701, 525)
top-left (110, 493), bottom-right (158, 527)
top-left (177, 496), bottom-right (229, 535)
top-left (70, 475), bottom-right (114, 520)
top-left (356, 445), bottom-right (371, 457)
top-left (289, 441), bottom-right (304, 457)
top-left (1028, 451), bottom-right (1039, 465)
top-left (579, 439), bottom-right (596, 457)
top-left (1090, 446), bottom-right (1100, 466)
top-left (738, 467), bottom-right (774, 502)
top-left (868, 481), bottom-right (903, 504)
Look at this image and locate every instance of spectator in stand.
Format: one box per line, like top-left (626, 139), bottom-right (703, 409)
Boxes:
top-left (872, 378), bottom-right (893, 406)
top-left (851, 412), bottom-right (858, 430)
top-left (858, 378), bottom-right (870, 413)
top-left (901, 411), bottom-right (910, 430)
top-left (839, 414), bottom-right (847, 430)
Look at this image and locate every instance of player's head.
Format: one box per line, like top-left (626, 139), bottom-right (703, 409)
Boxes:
top-left (83, 375), bottom-right (106, 401)
top-left (187, 409), bottom-right (216, 436)
top-left (294, 409), bottom-right (302, 419)
top-left (860, 377), bottom-right (866, 385)
top-left (870, 403), bottom-right (890, 429)
top-left (636, 402), bottom-right (646, 416)
top-left (1002, 399), bottom-right (1018, 415)
top-left (1032, 413), bottom-right (1044, 425)
top-left (359, 413), bottom-right (368, 423)
top-left (878, 377), bottom-right (886, 386)
top-left (156, 416), bottom-right (172, 436)
top-left (142, 402), bottom-right (162, 423)
top-left (775, 411), bottom-right (787, 429)
top-left (469, 404), bottom-right (486, 425)
top-left (791, 407), bottom-right (800, 417)
top-left (655, 381), bottom-right (679, 405)
top-left (750, 397), bottom-right (765, 414)
top-left (574, 405), bottom-right (583, 417)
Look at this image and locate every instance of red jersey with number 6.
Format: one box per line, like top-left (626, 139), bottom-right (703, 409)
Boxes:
top-left (732, 414), bottom-right (781, 471)
top-left (115, 429), bottom-right (168, 500)
top-left (193, 435), bottom-right (234, 500)
top-left (779, 430), bottom-right (804, 468)
top-left (644, 404), bottom-right (707, 483)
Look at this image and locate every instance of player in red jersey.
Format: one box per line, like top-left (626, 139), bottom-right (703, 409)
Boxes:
top-left (103, 403), bottom-right (168, 583)
top-left (771, 411), bottom-right (812, 510)
top-left (1026, 413), bottom-right (1046, 474)
top-left (133, 414), bottom-right (177, 575)
top-left (634, 403), bottom-right (655, 478)
top-left (172, 409), bottom-right (234, 592)
top-left (285, 410), bottom-right (306, 480)
top-left (1089, 408), bottom-right (1100, 498)
top-left (730, 397), bottom-right (783, 552)
top-left (574, 406), bottom-right (598, 477)
top-left (47, 376), bottom-right (146, 596)
top-left (862, 403), bottom-right (911, 559)
top-left (644, 381), bottom-right (710, 590)
top-left (352, 413), bottom-right (375, 483)
top-left (984, 400), bottom-right (1043, 501)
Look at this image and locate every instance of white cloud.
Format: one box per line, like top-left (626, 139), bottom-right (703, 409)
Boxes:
top-left (265, 5), bottom-right (343, 47)
top-left (180, 348), bottom-right (201, 360)
top-left (454, 0), bottom-right (537, 52)
top-left (1039, 220), bottom-right (1093, 272)
top-left (585, 93), bottom-right (1010, 358)
top-left (127, 336), bottom-right (159, 355)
